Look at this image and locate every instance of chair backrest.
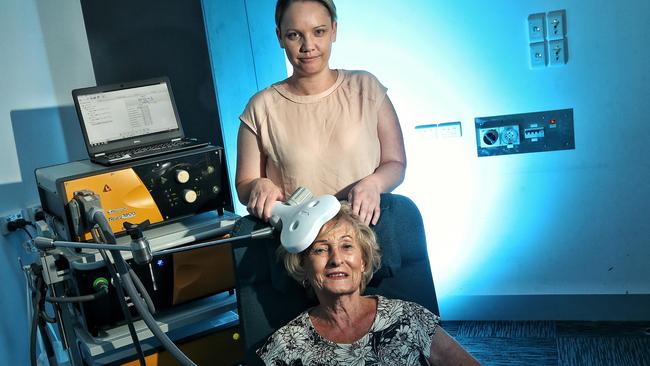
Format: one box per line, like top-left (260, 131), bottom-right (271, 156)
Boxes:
top-left (230, 193), bottom-right (439, 365)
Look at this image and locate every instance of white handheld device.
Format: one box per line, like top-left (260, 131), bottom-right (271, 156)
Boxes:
top-left (270, 187), bottom-right (341, 253)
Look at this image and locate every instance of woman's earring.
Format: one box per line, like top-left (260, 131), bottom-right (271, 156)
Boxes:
top-left (302, 279), bottom-right (309, 288)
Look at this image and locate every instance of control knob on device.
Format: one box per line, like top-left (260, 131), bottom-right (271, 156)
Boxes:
top-left (176, 169), bottom-right (190, 184)
top-left (183, 189), bottom-right (198, 203)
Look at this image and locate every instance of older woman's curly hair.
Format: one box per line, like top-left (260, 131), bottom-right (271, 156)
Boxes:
top-left (277, 201), bottom-right (381, 294)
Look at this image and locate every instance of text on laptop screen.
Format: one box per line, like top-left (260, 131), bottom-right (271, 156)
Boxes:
top-left (77, 82), bottom-right (179, 146)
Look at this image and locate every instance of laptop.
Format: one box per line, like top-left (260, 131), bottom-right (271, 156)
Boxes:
top-left (72, 76), bottom-right (207, 166)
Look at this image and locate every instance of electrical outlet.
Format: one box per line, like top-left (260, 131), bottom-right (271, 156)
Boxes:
top-left (548, 38), bottom-right (568, 65)
top-left (501, 126), bottom-right (521, 145)
top-left (527, 13), bottom-right (546, 43)
top-left (1, 210), bottom-right (24, 236)
top-left (547, 10), bottom-right (566, 40)
top-left (478, 125), bottom-right (521, 148)
top-left (530, 42), bottom-right (547, 68)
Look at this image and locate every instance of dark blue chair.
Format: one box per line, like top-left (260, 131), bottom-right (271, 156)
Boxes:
top-left (230, 193), bottom-right (439, 365)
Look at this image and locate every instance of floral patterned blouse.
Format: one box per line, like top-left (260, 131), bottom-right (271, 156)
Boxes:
top-left (256, 295), bottom-right (440, 365)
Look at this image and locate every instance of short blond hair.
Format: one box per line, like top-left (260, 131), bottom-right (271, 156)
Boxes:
top-left (277, 201), bottom-right (381, 294)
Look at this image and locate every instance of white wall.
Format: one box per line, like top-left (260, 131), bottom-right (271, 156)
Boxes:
top-left (0, 0), bottom-right (94, 184)
top-left (328, 0), bottom-right (650, 318)
top-left (0, 0), bottom-right (51, 184)
top-left (0, 0), bottom-right (94, 363)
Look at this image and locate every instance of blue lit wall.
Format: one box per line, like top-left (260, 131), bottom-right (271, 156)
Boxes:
top-left (202, 0), bottom-right (286, 214)
top-left (233, 0), bottom-right (650, 319)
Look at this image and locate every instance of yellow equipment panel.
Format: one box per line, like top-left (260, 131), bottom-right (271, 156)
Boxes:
top-left (64, 168), bottom-right (164, 237)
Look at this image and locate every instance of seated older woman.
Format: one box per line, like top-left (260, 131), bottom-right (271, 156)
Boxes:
top-left (257, 202), bottom-right (479, 365)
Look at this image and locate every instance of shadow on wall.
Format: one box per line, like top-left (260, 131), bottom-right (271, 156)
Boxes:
top-left (0, 106), bottom-right (86, 366)
top-left (2, 106), bottom-right (86, 209)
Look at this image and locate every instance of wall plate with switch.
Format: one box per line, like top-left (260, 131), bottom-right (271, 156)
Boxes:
top-left (548, 38), bottom-right (568, 65)
top-left (414, 123), bottom-right (437, 140)
top-left (527, 13), bottom-right (546, 43)
top-left (529, 42), bottom-right (547, 68)
top-left (437, 122), bottom-right (462, 139)
top-left (414, 122), bottom-right (462, 140)
top-left (547, 10), bottom-right (566, 40)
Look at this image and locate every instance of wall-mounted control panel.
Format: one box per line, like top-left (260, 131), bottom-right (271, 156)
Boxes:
top-left (475, 108), bottom-right (574, 157)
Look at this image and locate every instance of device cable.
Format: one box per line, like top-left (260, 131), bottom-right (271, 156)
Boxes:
top-left (92, 211), bottom-right (196, 366)
top-left (30, 273), bottom-right (57, 366)
top-left (39, 309), bottom-right (57, 324)
top-left (29, 275), bottom-right (43, 366)
top-left (37, 295), bottom-right (57, 366)
top-left (45, 285), bottom-right (108, 303)
top-left (24, 265), bottom-right (57, 324)
top-left (93, 228), bottom-right (147, 366)
top-left (128, 266), bottom-right (156, 314)
top-left (21, 226), bottom-right (34, 239)
top-left (121, 269), bottom-right (197, 366)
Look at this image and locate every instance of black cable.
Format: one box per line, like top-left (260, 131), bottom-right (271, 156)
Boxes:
top-left (45, 287), bottom-right (108, 303)
top-left (25, 263), bottom-right (57, 364)
top-left (30, 276), bottom-right (43, 366)
top-left (37, 289), bottom-right (56, 364)
top-left (29, 274), bottom-right (56, 366)
top-left (93, 229), bottom-right (147, 366)
top-left (25, 273), bottom-right (37, 293)
top-left (20, 226), bottom-right (33, 239)
top-left (39, 310), bottom-right (57, 324)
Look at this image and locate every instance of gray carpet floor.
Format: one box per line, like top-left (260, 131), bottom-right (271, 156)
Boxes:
top-left (442, 321), bottom-right (650, 366)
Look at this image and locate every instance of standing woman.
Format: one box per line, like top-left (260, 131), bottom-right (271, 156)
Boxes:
top-left (236, 0), bottom-right (406, 226)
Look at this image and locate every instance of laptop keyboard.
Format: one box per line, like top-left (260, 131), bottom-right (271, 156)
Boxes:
top-left (106, 140), bottom-right (201, 162)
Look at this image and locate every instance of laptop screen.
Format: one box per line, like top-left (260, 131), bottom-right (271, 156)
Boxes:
top-left (73, 77), bottom-right (185, 157)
